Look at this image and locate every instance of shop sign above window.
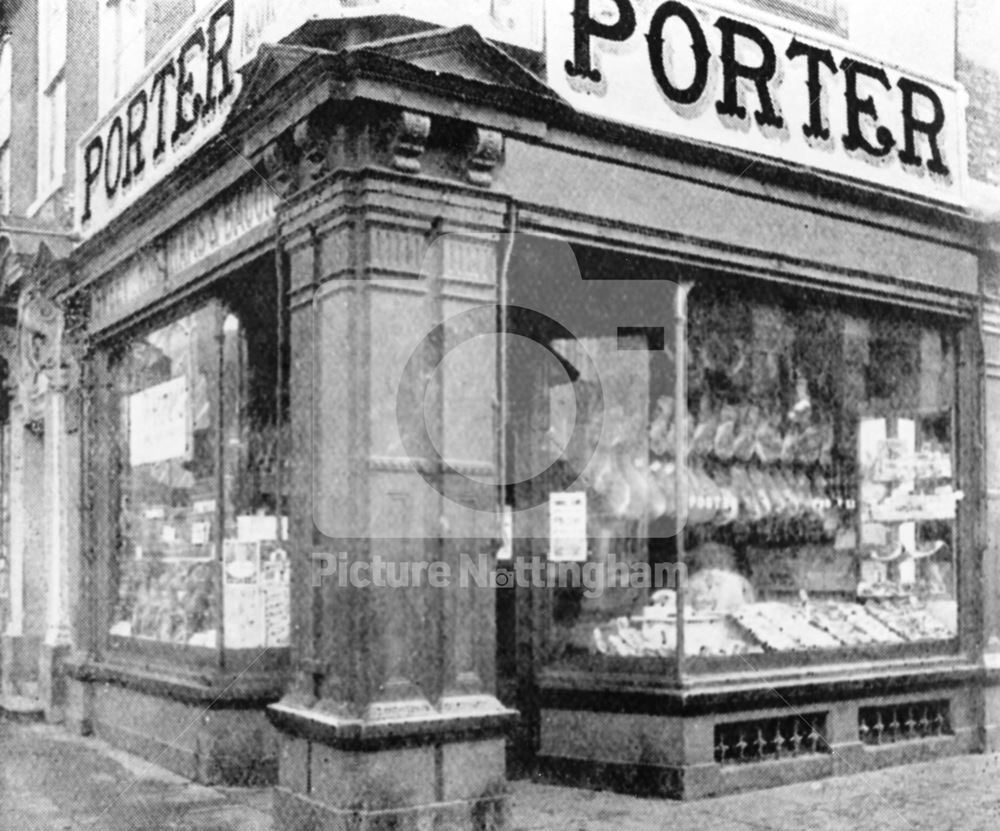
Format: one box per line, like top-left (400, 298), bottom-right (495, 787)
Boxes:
top-left (77, 0), bottom-right (238, 239)
top-left (75, 0), bottom-right (543, 240)
top-left (547, 0), bottom-right (966, 206)
top-left (89, 177), bottom-right (277, 332)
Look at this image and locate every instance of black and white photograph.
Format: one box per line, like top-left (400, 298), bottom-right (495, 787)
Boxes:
top-left (1, 1), bottom-right (999, 828)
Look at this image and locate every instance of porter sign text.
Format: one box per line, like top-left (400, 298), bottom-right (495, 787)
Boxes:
top-left (548, 0), bottom-right (966, 205)
top-left (77, 0), bottom-right (543, 239)
top-left (77, 0), bottom-right (238, 238)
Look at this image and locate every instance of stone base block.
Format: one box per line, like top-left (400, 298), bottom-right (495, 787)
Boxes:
top-left (272, 712), bottom-right (511, 831)
top-left (38, 642), bottom-right (70, 724)
top-left (982, 681), bottom-right (1000, 753)
top-left (1, 633), bottom-right (41, 699)
top-left (64, 674), bottom-right (94, 735)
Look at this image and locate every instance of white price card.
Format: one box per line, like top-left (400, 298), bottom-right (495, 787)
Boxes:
top-left (549, 492), bottom-right (588, 563)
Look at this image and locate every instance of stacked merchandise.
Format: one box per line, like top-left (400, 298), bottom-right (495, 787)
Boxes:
top-left (864, 598), bottom-right (954, 641)
top-left (807, 601), bottom-right (903, 646)
top-left (111, 559), bottom-right (218, 645)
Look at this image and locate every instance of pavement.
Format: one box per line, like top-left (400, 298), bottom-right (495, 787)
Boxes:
top-left (3, 719), bottom-right (1000, 830)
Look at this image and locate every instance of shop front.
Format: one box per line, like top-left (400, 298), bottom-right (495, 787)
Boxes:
top-left (65, 172), bottom-right (290, 783)
top-left (496, 0), bottom-right (989, 800)
top-left (58, 0), bottom-right (996, 824)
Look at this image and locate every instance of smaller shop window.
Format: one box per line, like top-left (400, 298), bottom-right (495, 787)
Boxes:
top-left (111, 305), bottom-right (221, 646)
top-left (108, 267), bottom-right (289, 655)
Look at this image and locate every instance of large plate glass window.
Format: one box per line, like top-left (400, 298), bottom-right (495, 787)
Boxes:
top-left (507, 246), bottom-right (959, 676)
top-left (682, 281), bottom-right (957, 671)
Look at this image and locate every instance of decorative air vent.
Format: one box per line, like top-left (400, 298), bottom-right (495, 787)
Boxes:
top-left (714, 713), bottom-right (830, 765)
top-left (858, 701), bottom-right (952, 745)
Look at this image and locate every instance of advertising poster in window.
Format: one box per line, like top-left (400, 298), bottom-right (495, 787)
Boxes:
top-left (128, 374), bottom-right (189, 466)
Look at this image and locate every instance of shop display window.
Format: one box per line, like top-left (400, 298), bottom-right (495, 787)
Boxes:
top-left (678, 284), bottom-right (958, 668)
top-left (509, 245), bottom-right (960, 673)
top-left (108, 270), bottom-right (289, 655)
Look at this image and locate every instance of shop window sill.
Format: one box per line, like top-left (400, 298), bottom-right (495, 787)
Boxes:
top-left (65, 651), bottom-right (289, 705)
top-left (538, 654), bottom-right (982, 717)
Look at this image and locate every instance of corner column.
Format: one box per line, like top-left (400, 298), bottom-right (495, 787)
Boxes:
top-left (263, 107), bottom-right (516, 830)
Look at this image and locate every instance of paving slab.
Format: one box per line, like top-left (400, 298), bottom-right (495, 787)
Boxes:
top-left (5, 719), bottom-right (1000, 830)
top-left (0, 721), bottom-right (270, 831)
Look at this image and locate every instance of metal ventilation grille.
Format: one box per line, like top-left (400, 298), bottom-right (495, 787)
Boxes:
top-left (714, 713), bottom-right (830, 765)
top-left (858, 701), bottom-right (952, 745)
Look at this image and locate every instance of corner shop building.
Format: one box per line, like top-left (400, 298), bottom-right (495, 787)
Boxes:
top-left (5, 1), bottom-right (1000, 828)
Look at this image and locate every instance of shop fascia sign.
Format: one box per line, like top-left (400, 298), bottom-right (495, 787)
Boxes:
top-left (77, 0), bottom-right (239, 240)
top-left (547, 0), bottom-right (967, 206)
top-left (89, 177), bottom-right (278, 332)
top-left (76, 0), bottom-right (542, 240)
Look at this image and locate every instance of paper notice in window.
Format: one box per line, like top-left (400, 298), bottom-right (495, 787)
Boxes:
top-left (237, 514), bottom-right (279, 542)
top-left (191, 521), bottom-right (211, 546)
top-left (549, 492), bottom-right (588, 563)
top-left (224, 583), bottom-right (265, 649)
top-left (129, 375), bottom-right (189, 466)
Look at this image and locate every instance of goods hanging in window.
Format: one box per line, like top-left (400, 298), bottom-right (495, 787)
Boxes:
top-left (513, 272), bottom-right (959, 668)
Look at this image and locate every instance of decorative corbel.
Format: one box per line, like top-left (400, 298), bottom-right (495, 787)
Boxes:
top-left (385, 110), bottom-right (432, 173)
top-left (293, 117), bottom-right (335, 186)
top-left (466, 127), bottom-right (504, 187)
top-left (59, 292), bottom-right (91, 397)
top-left (260, 135), bottom-right (298, 197)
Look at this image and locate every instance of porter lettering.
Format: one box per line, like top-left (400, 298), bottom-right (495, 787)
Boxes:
top-left (566, 0), bottom-right (637, 83)
top-left (647, 2), bottom-right (710, 107)
top-left (897, 77), bottom-right (950, 176)
top-left (786, 39), bottom-right (838, 141)
top-left (553, 0), bottom-right (961, 204)
top-left (714, 16), bottom-right (783, 129)
top-left (841, 59), bottom-right (895, 158)
top-left (78, 0), bottom-right (235, 227)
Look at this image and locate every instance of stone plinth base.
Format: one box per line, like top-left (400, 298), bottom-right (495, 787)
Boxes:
top-left (38, 641), bottom-right (70, 724)
top-left (536, 668), bottom-right (979, 799)
top-left (269, 703), bottom-right (514, 831)
top-left (2, 633), bottom-right (40, 698)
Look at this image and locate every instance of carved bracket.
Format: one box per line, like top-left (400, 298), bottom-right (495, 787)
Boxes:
top-left (293, 117), bottom-right (339, 186)
top-left (385, 111), bottom-right (432, 173)
top-left (259, 135), bottom-right (298, 197)
top-left (466, 127), bottom-right (504, 187)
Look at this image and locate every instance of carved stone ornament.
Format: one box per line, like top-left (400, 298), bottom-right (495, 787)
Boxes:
top-left (293, 117), bottom-right (337, 186)
top-left (466, 127), bottom-right (504, 187)
top-left (17, 288), bottom-right (65, 421)
top-left (385, 111), bottom-right (432, 173)
top-left (260, 136), bottom-right (298, 197)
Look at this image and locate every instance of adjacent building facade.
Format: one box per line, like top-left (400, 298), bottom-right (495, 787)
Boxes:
top-left (1, 1), bottom-right (1000, 829)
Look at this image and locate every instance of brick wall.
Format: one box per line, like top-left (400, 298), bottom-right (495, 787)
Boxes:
top-left (960, 60), bottom-right (1000, 187)
top-left (6, 0), bottom-right (38, 218)
top-left (957, 0), bottom-right (1000, 189)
